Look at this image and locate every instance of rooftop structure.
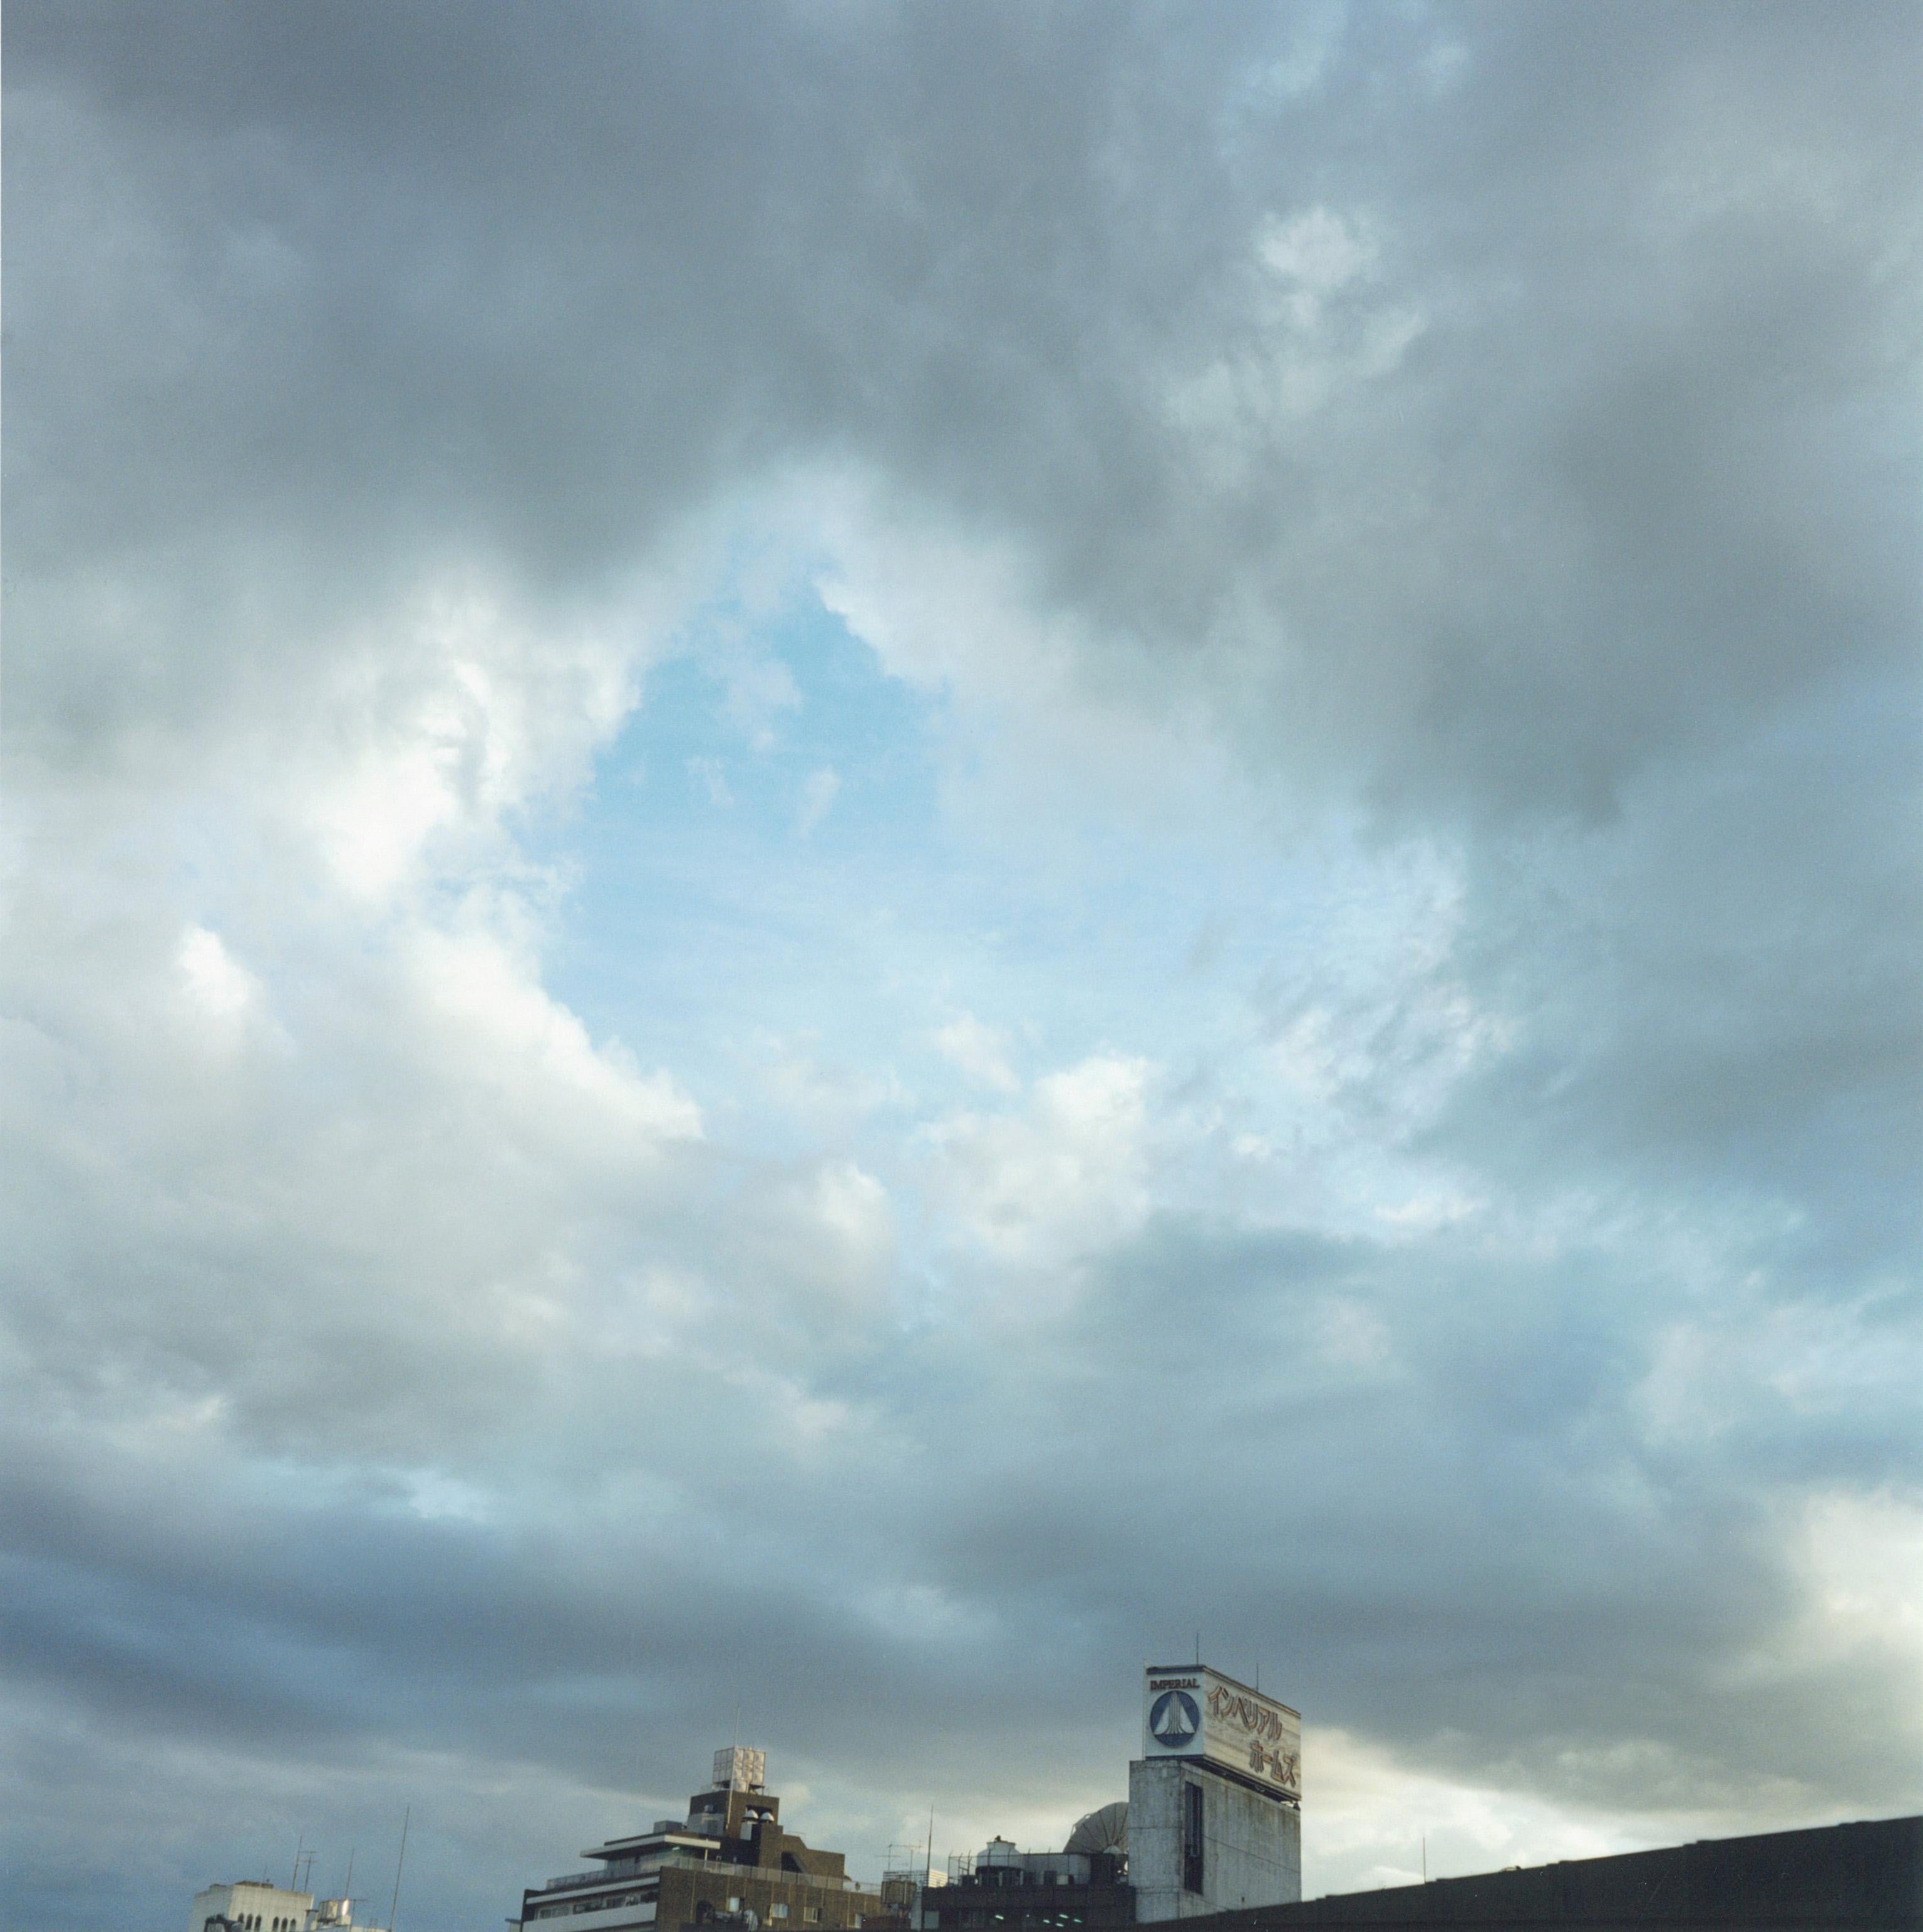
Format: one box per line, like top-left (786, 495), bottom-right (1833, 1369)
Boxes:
top-left (927, 1831), bottom-right (1132, 1932)
top-left (515, 1748), bottom-right (881, 1932)
top-left (189, 1885), bottom-right (385, 1932)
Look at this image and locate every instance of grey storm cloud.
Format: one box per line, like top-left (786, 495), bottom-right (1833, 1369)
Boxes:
top-left (13, 3), bottom-right (1915, 811)
top-left (4, 4), bottom-right (1919, 1931)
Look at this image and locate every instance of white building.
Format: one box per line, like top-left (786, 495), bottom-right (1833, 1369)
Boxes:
top-left (189, 1884), bottom-right (314, 1932)
top-left (1128, 1666), bottom-right (1300, 1921)
top-left (189, 1884), bottom-right (383, 1932)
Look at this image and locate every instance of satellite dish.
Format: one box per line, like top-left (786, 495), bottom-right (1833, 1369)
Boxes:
top-left (1064, 1803), bottom-right (1129, 1857)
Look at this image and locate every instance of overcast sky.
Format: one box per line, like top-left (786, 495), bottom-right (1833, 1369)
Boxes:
top-left (4, 3), bottom-right (1920, 1926)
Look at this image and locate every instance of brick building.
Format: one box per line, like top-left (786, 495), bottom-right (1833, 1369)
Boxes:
top-left (517, 1747), bottom-right (881, 1932)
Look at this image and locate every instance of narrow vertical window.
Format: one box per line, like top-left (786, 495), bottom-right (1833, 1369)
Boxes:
top-left (1181, 1782), bottom-right (1204, 1894)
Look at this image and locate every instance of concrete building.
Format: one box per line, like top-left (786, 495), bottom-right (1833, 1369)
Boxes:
top-left (516, 1747), bottom-right (881, 1932)
top-left (190, 1883), bottom-right (318, 1932)
top-left (929, 1665), bottom-right (1302, 1931)
top-left (1128, 1668), bottom-right (1300, 1921)
top-left (190, 1884), bottom-right (383, 1932)
top-left (919, 1664), bottom-right (1302, 1931)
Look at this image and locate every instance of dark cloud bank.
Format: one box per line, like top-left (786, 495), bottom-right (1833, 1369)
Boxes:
top-left (4, 4), bottom-right (1920, 1928)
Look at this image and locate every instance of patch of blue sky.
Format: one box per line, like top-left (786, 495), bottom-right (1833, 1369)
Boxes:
top-left (528, 585), bottom-right (961, 1131)
top-left (529, 557), bottom-right (1474, 1227)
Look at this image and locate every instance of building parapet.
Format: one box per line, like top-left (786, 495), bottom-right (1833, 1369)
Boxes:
top-left (537, 1853), bottom-right (882, 1898)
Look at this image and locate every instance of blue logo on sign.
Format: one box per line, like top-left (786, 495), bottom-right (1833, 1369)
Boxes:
top-left (1149, 1690), bottom-right (1201, 1747)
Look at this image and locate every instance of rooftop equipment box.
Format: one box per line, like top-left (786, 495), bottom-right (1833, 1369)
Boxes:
top-left (1142, 1665), bottom-right (1300, 1802)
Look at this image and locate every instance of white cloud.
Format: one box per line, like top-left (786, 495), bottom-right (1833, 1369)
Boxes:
top-left (176, 925), bottom-right (258, 1022)
top-left (797, 764), bottom-right (842, 836)
top-left (1268, 1005), bottom-right (1358, 1105)
top-left (711, 638), bottom-right (802, 751)
top-left (300, 573), bottom-right (650, 902)
top-left (920, 1053), bottom-right (1152, 1266)
top-left (1258, 205), bottom-right (1378, 298)
top-left (814, 494), bottom-right (1241, 839)
top-left (689, 754), bottom-right (734, 806)
top-left (1312, 1297), bottom-right (1397, 1373)
top-left (932, 1014), bottom-right (1018, 1094)
top-left (750, 1033), bottom-right (905, 1132)
top-left (1302, 1728), bottom-right (1635, 1897)
top-left (787, 1159), bottom-right (898, 1320)
top-left (1740, 1490), bottom-right (1923, 1696)
top-left (1375, 1189), bottom-right (1482, 1234)
top-left (407, 921), bottom-right (704, 1146)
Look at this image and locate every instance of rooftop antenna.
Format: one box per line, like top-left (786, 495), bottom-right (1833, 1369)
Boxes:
top-left (1194, 1632), bottom-right (1200, 1667)
top-left (291, 1833), bottom-right (306, 1892)
top-left (344, 1848), bottom-right (356, 1904)
top-left (925, 1806), bottom-right (935, 1889)
top-left (388, 1806), bottom-right (410, 1932)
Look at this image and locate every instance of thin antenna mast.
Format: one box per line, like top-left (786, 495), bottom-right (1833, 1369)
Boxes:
top-left (344, 1848), bottom-right (356, 1904)
top-left (388, 1806), bottom-right (410, 1932)
top-left (291, 1834), bottom-right (305, 1891)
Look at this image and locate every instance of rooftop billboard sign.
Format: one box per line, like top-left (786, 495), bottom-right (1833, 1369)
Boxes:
top-left (1141, 1665), bottom-right (1300, 1801)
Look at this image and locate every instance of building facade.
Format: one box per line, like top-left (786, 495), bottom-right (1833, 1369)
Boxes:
top-left (190, 1883), bottom-right (317, 1932)
top-left (1173, 1813), bottom-right (1923, 1929)
top-left (926, 1665), bottom-right (1302, 1932)
top-left (189, 1883), bottom-right (382, 1932)
top-left (517, 1747), bottom-right (881, 1932)
top-left (1128, 1668), bottom-right (1301, 1921)
top-left (924, 1833), bottom-right (1134, 1931)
